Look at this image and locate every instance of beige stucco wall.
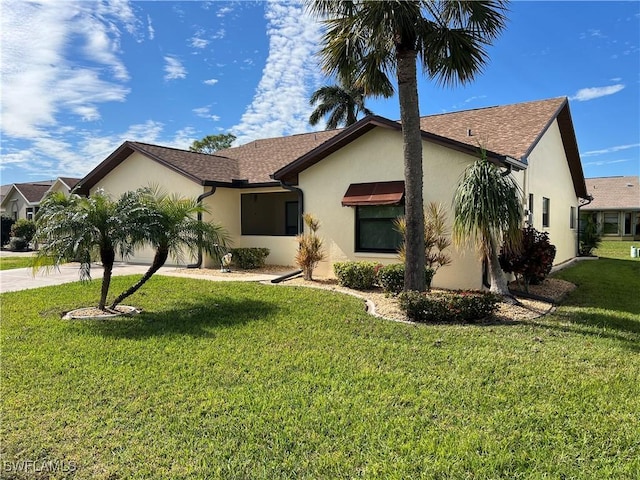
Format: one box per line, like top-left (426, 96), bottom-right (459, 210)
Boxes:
top-left (47, 180), bottom-right (72, 196)
top-left (299, 127), bottom-right (484, 290)
top-left (90, 152), bottom-right (205, 265)
top-left (2, 190), bottom-right (29, 220)
top-left (518, 120), bottom-right (579, 264)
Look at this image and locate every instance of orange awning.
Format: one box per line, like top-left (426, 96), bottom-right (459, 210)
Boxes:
top-left (341, 181), bottom-right (405, 206)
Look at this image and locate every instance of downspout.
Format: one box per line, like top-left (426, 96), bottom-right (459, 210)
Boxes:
top-left (279, 180), bottom-right (304, 234)
top-left (576, 195), bottom-right (594, 257)
top-left (187, 185), bottom-right (217, 269)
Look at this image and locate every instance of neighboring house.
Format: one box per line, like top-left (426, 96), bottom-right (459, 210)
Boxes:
top-left (582, 176), bottom-right (640, 240)
top-left (46, 177), bottom-right (82, 196)
top-left (77, 97), bottom-right (588, 290)
top-left (0, 177), bottom-right (81, 220)
top-left (0, 181), bottom-right (55, 220)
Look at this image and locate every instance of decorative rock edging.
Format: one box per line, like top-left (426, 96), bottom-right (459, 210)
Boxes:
top-left (63, 305), bottom-right (141, 320)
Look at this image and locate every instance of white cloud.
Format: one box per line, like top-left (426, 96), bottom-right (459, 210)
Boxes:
top-left (0, 0), bottom-right (134, 138)
top-left (569, 84), bottom-right (625, 101)
top-left (193, 106), bottom-right (221, 121)
top-left (217, 6), bottom-right (233, 18)
top-left (582, 143), bottom-right (640, 157)
top-left (231, 2), bottom-right (324, 145)
top-left (191, 37), bottom-right (209, 49)
top-left (583, 159), bottom-right (632, 167)
top-left (0, 119), bottom-right (199, 180)
top-left (203, 78), bottom-right (219, 85)
top-left (164, 55), bottom-right (187, 80)
top-left (190, 29), bottom-right (209, 49)
top-left (147, 14), bottom-right (155, 40)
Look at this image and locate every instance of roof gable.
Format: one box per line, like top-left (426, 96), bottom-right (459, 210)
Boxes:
top-left (76, 141), bottom-right (239, 194)
top-left (1, 182), bottom-right (55, 207)
top-left (420, 97), bottom-right (587, 197)
top-left (274, 97), bottom-right (587, 198)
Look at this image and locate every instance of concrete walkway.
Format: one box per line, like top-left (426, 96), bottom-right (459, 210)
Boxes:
top-left (0, 262), bottom-right (283, 294)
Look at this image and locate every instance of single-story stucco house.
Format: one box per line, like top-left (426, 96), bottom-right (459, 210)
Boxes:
top-left (0, 177), bottom-right (81, 220)
top-left (582, 176), bottom-right (640, 240)
top-left (76, 97), bottom-right (588, 290)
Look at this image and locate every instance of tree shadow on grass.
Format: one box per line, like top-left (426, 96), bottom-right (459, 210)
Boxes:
top-left (83, 296), bottom-right (278, 339)
top-left (521, 308), bottom-right (640, 353)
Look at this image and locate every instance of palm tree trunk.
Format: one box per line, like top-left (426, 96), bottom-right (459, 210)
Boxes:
top-left (109, 248), bottom-right (169, 309)
top-left (487, 236), bottom-right (514, 301)
top-left (396, 48), bottom-right (426, 292)
top-left (99, 247), bottom-right (115, 310)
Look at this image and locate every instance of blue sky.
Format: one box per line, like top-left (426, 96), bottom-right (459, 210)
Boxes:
top-left (1, 1), bottom-right (638, 186)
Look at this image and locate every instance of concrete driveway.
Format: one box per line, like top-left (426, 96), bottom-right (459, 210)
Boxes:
top-left (0, 261), bottom-right (283, 294)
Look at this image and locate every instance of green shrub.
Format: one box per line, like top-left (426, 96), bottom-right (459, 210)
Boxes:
top-left (10, 219), bottom-right (36, 243)
top-left (398, 290), bottom-right (500, 323)
top-left (377, 263), bottom-right (435, 294)
top-left (8, 237), bottom-right (29, 251)
top-left (230, 248), bottom-right (270, 269)
top-left (333, 261), bottom-right (379, 290)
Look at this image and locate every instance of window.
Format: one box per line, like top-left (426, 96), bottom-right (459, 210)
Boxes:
top-left (285, 201), bottom-right (299, 236)
top-left (241, 192), bottom-right (299, 236)
top-left (26, 207), bottom-right (34, 221)
top-left (356, 205), bottom-right (404, 253)
top-left (570, 206), bottom-right (576, 229)
top-left (542, 197), bottom-right (550, 228)
top-left (528, 194), bottom-right (534, 214)
top-left (603, 212), bottom-right (619, 235)
top-left (624, 212), bottom-right (632, 235)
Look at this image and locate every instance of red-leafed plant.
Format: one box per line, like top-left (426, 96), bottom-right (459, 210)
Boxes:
top-left (499, 226), bottom-right (556, 292)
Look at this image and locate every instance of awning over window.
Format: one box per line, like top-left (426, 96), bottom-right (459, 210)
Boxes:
top-left (341, 181), bottom-right (405, 206)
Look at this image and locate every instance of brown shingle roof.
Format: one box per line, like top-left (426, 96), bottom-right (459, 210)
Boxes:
top-left (218, 129), bottom-right (342, 184)
top-left (130, 142), bottom-right (241, 184)
top-left (583, 176), bottom-right (640, 210)
top-left (78, 98), bottom-right (587, 198)
top-left (420, 97), bottom-right (566, 160)
top-left (13, 182), bottom-right (55, 203)
top-left (58, 177), bottom-right (82, 190)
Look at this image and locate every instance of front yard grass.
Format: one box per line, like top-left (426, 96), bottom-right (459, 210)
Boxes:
top-left (0, 256), bottom-right (34, 270)
top-left (595, 239), bottom-right (640, 261)
top-left (1, 258), bottom-right (639, 479)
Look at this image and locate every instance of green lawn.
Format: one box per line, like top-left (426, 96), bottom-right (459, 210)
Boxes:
top-left (0, 255), bottom-right (34, 270)
top-left (1, 259), bottom-right (639, 478)
top-left (595, 239), bottom-right (640, 261)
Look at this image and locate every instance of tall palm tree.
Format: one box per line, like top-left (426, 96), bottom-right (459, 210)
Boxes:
top-left (452, 152), bottom-right (523, 298)
top-left (307, 0), bottom-right (508, 291)
top-left (34, 190), bottom-right (141, 310)
top-left (309, 78), bottom-right (392, 129)
top-left (109, 188), bottom-right (229, 309)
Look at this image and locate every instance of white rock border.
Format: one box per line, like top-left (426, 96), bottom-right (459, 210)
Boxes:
top-left (63, 305), bottom-right (141, 320)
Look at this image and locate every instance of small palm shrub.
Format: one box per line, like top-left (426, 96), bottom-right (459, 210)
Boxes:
top-left (377, 263), bottom-right (435, 294)
top-left (230, 248), bottom-right (270, 269)
top-left (295, 214), bottom-right (325, 281)
top-left (398, 290), bottom-right (500, 323)
top-left (499, 226), bottom-right (556, 292)
top-left (395, 202), bottom-right (452, 272)
top-left (333, 261), bottom-right (379, 290)
top-left (579, 215), bottom-right (601, 256)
